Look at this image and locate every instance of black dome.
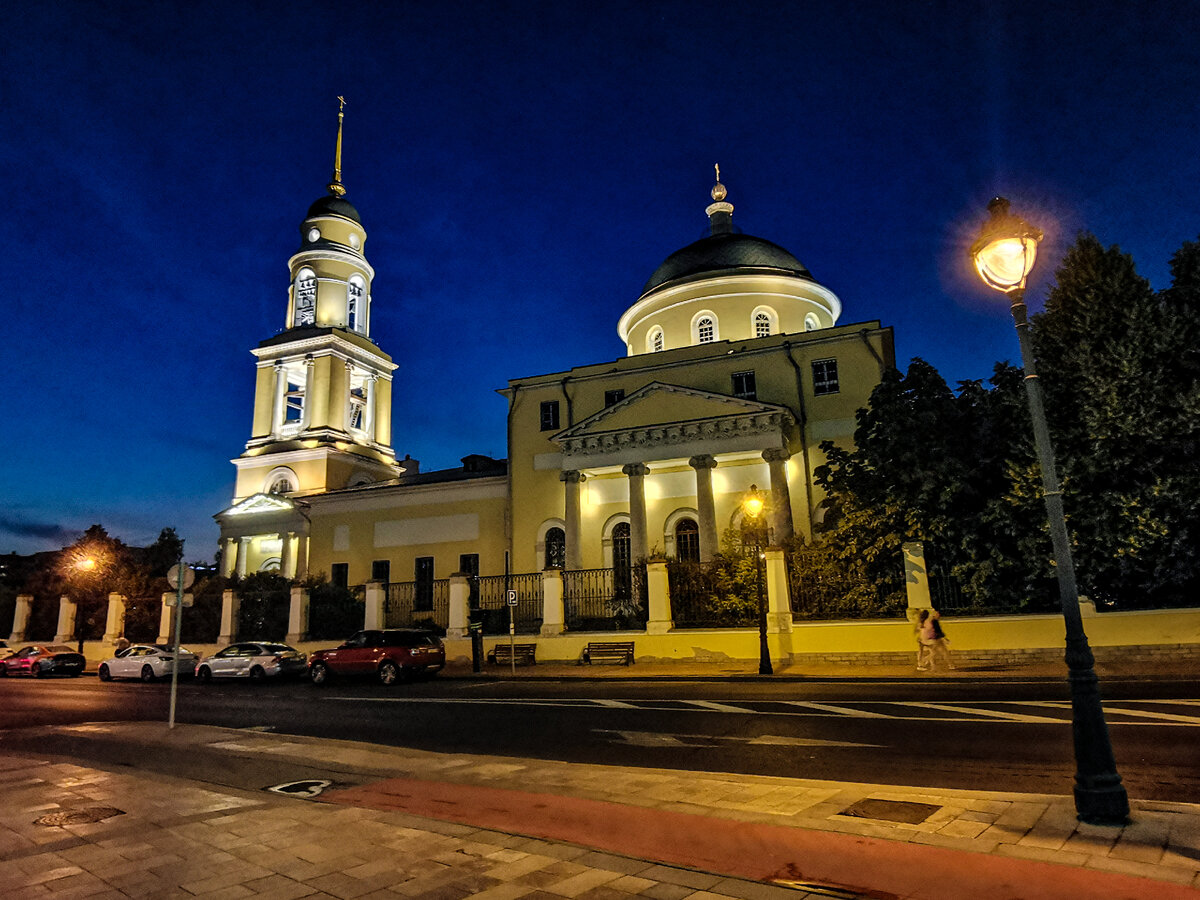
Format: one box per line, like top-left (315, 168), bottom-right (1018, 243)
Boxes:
top-left (306, 195), bottom-right (361, 224)
top-left (642, 232), bottom-right (814, 294)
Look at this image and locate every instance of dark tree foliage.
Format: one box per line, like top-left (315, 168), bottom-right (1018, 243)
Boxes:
top-left (1033, 234), bottom-right (1200, 605)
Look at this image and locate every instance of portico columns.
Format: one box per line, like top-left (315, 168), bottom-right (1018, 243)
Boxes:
top-left (279, 531), bottom-right (294, 579)
top-left (237, 537), bottom-right (251, 577)
top-left (689, 455), bottom-right (719, 562)
top-left (762, 448), bottom-right (795, 544)
top-left (221, 538), bottom-right (238, 578)
top-left (560, 470), bottom-right (586, 570)
top-left (622, 463), bottom-right (650, 563)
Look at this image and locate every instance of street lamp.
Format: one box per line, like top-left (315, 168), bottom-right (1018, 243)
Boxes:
top-left (741, 485), bottom-right (772, 675)
top-left (971, 198), bottom-right (1129, 825)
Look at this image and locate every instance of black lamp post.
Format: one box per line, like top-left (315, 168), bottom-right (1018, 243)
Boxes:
top-left (970, 198), bottom-right (1129, 825)
top-left (742, 485), bottom-right (773, 675)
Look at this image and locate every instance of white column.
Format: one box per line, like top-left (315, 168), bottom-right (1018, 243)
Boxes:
top-left (540, 568), bottom-right (564, 636)
top-left (762, 449), bottom-right (795, 544)
top-left (237, 536), bottom-right (251, 577)
top-left (645, 560), bottom-right (672, 634)
top-left (157, 593), bottom-right (174, 644)
top-left (764, 548), bottom-right (793, 634)
top-left (286, 586), bottom-right (309, 644)
top-left (219, 589), bottom-right (240, 644)
top-left (622, 463), bottom-right (650, 563)
top-left (9, 594), bottom-right (33, 642)
top-left (447, 574), bottom-right (470, 639)
top-left (272, 362), bottom-right (287, 436)
top-left (689, 455), bottom-right (719, 562)
top-left (560, 470), bottom-right (586, 570)
top-left (300, 355), bottom-right (315, 428)
top-left (364, 581), bottom-right (386, 630)
top-left (294, 534), bottom-right (309, 579)
top-left (221, 538), bottom-right (238, 578)
top-left (364, 374), bottom-right (377, 440)
top-left (344, 360), bottom-right (355, 432)
top-left (103, 593), bottom-right (126, 645)
top-left (279, 531), bottom-right (294, 579)
top-left (55, 595), bottom-right (77, 644)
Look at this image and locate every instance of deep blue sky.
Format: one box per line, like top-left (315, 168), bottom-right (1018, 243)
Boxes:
top-left (3, 1), bottom-right (1198, 560)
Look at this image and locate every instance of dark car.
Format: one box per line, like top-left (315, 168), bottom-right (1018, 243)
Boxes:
top-left (308, 629), bottom-right (445, 685)
top-left (0, 644), bottom-right (86, 678)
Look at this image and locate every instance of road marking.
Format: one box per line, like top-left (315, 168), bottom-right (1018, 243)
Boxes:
top-left (683, 700), bottom-right (760, 713)
top-left (593, 699), bottom-right (638, 708)
top-left (595, 729), bottom-right (881, 749)
top-left (1096, 705), bottom-right (1200, 725)
top-left (900, 703), bottom-right (1064, 724)
top-left (782, 701), bottom-right (894, 718)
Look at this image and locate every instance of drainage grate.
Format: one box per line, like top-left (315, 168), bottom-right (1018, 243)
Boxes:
top-left (35, 807), bottom-right (126, 827)
top-left (839, 798), bottom-right (941, 824)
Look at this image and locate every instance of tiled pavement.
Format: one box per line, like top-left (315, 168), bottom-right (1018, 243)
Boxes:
top-left (3, 721), bottom-right (1199, 899)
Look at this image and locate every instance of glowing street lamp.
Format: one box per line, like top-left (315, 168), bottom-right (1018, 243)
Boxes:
top-left (741, 485), bottom-right (772, 675)
top-left (970, 198), bottom-right (1128, 826)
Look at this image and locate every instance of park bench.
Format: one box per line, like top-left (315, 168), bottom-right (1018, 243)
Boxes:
top-left (581, 641), bottom-right (635, 666)
top-left (488, 642), bottom-right (537, 666)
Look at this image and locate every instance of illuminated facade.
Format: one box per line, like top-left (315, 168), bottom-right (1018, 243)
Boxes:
top-left (216, 153), bottom-right (893, 591)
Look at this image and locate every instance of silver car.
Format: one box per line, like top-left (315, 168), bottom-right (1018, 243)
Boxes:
top-left (195, 642), bottom-right (307, 682)
top-left (98, 644), bottom-right (198, 682)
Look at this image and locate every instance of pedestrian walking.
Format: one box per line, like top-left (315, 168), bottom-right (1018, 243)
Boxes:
top-left (928, 611), bottom-right (955, 670)
top-left (914, 609), bottom-right (932, 671)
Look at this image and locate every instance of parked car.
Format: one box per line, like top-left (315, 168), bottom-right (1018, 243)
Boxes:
top-left (194, 642), bottom-right (307, 682)
top-left (98, 644), bottom-right (198, 682)
top-left (308, 629), bottom-right (445, 685)
top-left (0, 644), bottom-right (86, 678)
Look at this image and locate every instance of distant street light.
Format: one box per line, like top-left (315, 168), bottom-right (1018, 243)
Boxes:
top-left (970, 197), bottom-right (1129, 825)
top-left (741, 485), bottom-right (772, 675)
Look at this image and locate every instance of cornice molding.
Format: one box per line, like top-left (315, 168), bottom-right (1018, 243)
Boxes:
top-left (251, 334), bottom-right (397, 374)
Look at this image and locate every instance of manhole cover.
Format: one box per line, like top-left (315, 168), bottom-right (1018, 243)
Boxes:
top-left (839, 798), bottom-right (941, 824)
top-left (35, 807), bottom-right (125, 827)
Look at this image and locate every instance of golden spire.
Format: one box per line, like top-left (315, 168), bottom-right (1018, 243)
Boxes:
top-left (328, 96), bottom-right (347, 197)
top-left (711, 163), bottom-right (727, 201)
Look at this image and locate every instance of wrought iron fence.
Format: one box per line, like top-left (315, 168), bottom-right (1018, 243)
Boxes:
top-left (562, 566), bottom-right (646, 632)
top-left (474, 573), bottom-right (542, 635)
top-left (236, 586), bottom-right (290, 640)
top-left (307, 582), bottom-right (366, 640)
top-left (787, 548), bottom-right (906, 620)
top-left (667, 559), bottom-right (758, 628)
top-left (385, 580), bottom-right (449, 631)
top-left (922, 545), bottom-right (1059, 616)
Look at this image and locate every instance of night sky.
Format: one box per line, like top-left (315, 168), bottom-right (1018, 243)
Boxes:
top-left (4, 1), bottom-right (1198, 560)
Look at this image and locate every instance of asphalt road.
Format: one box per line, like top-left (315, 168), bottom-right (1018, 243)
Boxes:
top-left (2, 673), bottom-right (1198, 803)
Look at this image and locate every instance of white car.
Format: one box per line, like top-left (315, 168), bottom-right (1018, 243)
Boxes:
top-left (98, 644), bottom-right (198, 682)
top-left (195, 642), bottom-right (307, 682)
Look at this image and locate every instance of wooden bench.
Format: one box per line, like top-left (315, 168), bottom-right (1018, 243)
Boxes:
top-left (581, 641), bottom-right (635, 666)
top-left (488, 643), bottom-right (537, 666)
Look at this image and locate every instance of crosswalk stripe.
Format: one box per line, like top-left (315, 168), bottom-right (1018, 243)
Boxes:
top-left (899, 702), bottom-right (1064, 724)
top-left (782, 701), bottom-right (894, 718)
top-left (684, 700), bottom-right (759, 713)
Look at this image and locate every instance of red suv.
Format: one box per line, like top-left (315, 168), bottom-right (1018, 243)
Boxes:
top-left (308, 629), bottom-right (445, 685)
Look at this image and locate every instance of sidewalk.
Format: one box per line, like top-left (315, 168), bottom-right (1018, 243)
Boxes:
top-left (2, 720), bottom-right (1198, 899)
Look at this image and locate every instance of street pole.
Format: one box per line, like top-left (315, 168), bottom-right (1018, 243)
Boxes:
top-left (1008, 289), bottom-right (1128, 824)
top-left (168, 542), bottom-right (186, 730)
top-left (755, 531), bottom-right (772, 675)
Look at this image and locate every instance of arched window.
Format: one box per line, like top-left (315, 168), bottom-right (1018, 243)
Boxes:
top-left (265, 467), bottom-right (298, 494)
top-left (805, 312), bottom-right (820, 332)
top-left (648, 327), bottom-right (664, 353)
top-left (697, 316), bottom-right (715, 343)
top-left (545, 527), bottom-right (566, 569)
top-left (754, 312), bottom-right (771, 337)
top-left (293, 268), bottom-right (316, 327)
top-left (675, 519), bottom-right (700, 562)
top-left (612, 522), bottom-right (632, 599)
top-left (347, 275), bottom-right (365, 332)
top-left (269, 476), bottom-right (294, 494)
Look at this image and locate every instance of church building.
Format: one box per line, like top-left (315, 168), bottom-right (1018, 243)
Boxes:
top-left (215, 122), bottom-right (894, 605)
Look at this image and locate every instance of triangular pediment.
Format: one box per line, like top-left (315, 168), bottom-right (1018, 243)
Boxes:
top-left (215, 493), bottom-right (306, 521)
top-left (555, 382), bottom-right (788, 441)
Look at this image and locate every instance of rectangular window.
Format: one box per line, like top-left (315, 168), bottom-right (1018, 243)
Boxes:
top-left (371, 559), bottom-right (390, 583)
top-left (285, 374), bottom-right (305, 422)
top-left (415, 556), bottom-right (434, 611)
top-left (731, 371), bottom-right (757, 400)
top-left (812, 358), bottom-right (840, 395)
top-left (331, 563), bottom-right (349, 589)
top-left (604, 389), bottom-right (625, 407)
top-left (539, 400), bottom-right (560, 431)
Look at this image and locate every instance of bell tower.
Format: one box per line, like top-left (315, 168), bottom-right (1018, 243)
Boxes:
top-left (231, 98), bottom-right (400, 503)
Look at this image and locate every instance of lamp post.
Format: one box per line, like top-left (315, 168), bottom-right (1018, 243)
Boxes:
top-left (742, 485), bottom-right (773, 675)
top-left (970, 198), bottom-right (1129, 825)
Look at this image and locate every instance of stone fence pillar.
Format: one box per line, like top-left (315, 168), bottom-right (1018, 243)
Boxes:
top-left (363, 581), bottom-right (386, 631)
top-left (646, 561), bottom-right (672, 634)
top-left (219, 589), bottom-right (240, 645)
top-left (103, 593), bottom-right (126, 646)
top-left (287, 586), bottom-right (310, 645)
top-left (540, 569), bottom-right (564, 636)
top-left (9, 594), bottom-right (33, 642)
top-left (763, 548), bottom-right (792, 634)
top-left (903, 541), bottom-right (932, 625)
top-left (55, 595), bottom-right (78, 644)
top-left (447, 575), bottom-right (470, 639)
